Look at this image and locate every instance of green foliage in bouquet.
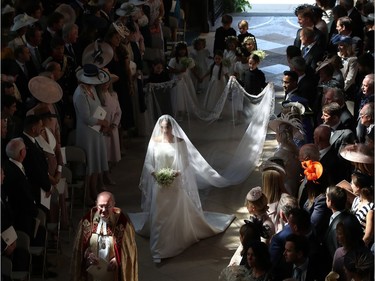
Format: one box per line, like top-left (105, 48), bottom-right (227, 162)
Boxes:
top-left (155, 168), bottom-right (176, 188)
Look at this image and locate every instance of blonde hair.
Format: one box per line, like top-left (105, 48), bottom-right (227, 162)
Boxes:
top-left (262, 170), bottom-right (284, 203)
top-left (238, 20), bottom-right (249, 29)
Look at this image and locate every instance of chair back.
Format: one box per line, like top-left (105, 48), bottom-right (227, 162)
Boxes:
top-left (64, 146), bottom-right (87, 181)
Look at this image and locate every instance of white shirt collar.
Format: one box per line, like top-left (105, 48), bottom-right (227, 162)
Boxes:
top-left (319, 146), bottom-right (331, 159)
top-left (23, 132), bottom-right (36, 143)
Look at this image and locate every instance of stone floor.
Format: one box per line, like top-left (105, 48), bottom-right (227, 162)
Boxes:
top-left (32, 15), bottom-right (299, 281)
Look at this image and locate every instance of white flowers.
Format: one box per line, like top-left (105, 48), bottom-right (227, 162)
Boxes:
top-left (219, 265), bottom-right (251, 281)
top-left (154, 168), bottom-right (178, 188)
top-left (180, 57), bottom-right (193, 68)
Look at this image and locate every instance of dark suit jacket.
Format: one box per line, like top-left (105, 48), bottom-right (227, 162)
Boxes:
top-left (340, 104), bottom-right (355, 131)
top-left (13, 60), bottom-right (37, 104)
top-left (348, 8), bottom-right (364, 40)
top-left (320, 147), bottom-right (339, 185)
top-left (213, 26), bottom-right (237, 53)
top-left (21, 134), bottom-right (51, 205)
top-left (2, 161), bottom-right (39, 239)
top-left (270, 225), bottom-right (293, 281)
top-left (306, 194), bottom-right (331, 241)
top-left (303, 43), bottom-right (324, 71)
top-left (298, 74), bottom-right (319, 108)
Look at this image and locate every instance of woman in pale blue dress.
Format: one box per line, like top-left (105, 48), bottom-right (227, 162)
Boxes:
top-left (73, 64), bottom-right (111, 202)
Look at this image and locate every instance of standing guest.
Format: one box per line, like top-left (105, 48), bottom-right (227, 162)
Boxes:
top-left (268, 115), bottom-right (302, 197)
top-left (202, 50), bottom-right (228, 111)
top-left (213, 14), bottom-right (236, 54)
top-left (335, 36), bottom-right (358, 98)
top-left (62, 23), bottom-right (79, 68)
top-left (294, 5), bottom-right (327, 50)
top-left (39, 11), bottom-right (64, 60)
top-left (245, 186), bottom-right (275, 245)
top-left (283, 233), bottom-right (320, 281)
top-left (220, 241), bottom-right (272, 281)
top-left (332, 217), bottom-right (365, 281)
top-left (25, 25), bottom-right (43, 73)
top-left (223, 36), bottom-right (239, 75)
top-left (243, 53), bottom-right (266, 96)
top-left (343, 248), bottom-right (374, 281)
top-left (168, 41), bottom-right (198, 121)
top-left (228, 220), bottom-right (261, 266)
top-left (21, 115), bottom-right (52, 208)
top-left (289, 56), bottom-right (319, 109)
top-left (357, 102), bottom-right (374, 143)
top-left (73, 64), bottom-right (111, 204)
top-left (242, 36), bottom-right (257, 55)
top-left (350, 170), bottom-right (374, 247)
top-left (300, 27), bottom-right (325, 71)
top-left (313, 125), bottom-right (340, 184)
top-left (190, 37), bottom-right (210, 95)
top-left (105, 22), bottom-right (135, 132)
top-left (354, 73), bottom-right (373, 122)
top-left (129, 115), bottom-right (235, 263)
top-left (71, 192), bottom-right (138, 281)
top-left (333, 16), bottom-right (363, 56)
top-left (339, 0), bottom-right (364, 40)
top-left (323, 185), bottom-right (359, 275)
top-left (96, 69), bottom-right (122, 186)
top-left (260, 160), bottom-right (288, 231)
top-left (237, 20), bottom-right (258, 48)
top-left (7, 13), bottom-right (38, 51)
top-left (2, 138), bottom-right (46, 247)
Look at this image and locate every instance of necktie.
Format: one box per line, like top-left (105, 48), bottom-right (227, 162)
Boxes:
top-left (35, 47), bottom-right (42, 64)
top-left (293, 267), bottom-right (303, 281)
top-left (22, 64), bottom-right (28, 78)
top-left (68, 44), bottom-right (75, 57)
top-left (303, 47), bottom-right (309, 57)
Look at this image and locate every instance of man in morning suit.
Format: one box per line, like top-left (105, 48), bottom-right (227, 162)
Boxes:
top-left (21, 115), bottom-right (51, 208)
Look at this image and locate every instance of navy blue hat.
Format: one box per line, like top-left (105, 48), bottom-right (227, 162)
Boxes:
top-left (331, 34), bottom-right (353, 45)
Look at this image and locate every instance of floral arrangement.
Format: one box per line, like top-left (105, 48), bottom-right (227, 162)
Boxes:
top-left (222, 58), bottom-right (232, 68)
top-left (252, 50), bottom-right (267, 61)
top-left (219, 265), bottom-right (251, 281)
top-left (301, 160), bottom-right (323, 182)
top-left (180, 57), bottom-right (193, 68)
top-left (155, 168), bottom-right (177, 188)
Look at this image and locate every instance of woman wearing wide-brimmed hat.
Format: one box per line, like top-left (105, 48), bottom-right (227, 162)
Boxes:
top-left (73, 64), bottom-right (111, 203)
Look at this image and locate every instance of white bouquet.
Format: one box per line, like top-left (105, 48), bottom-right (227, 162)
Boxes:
top-left (180, 57), bottom-right (193, 68)
top-left (154, 168), bottom-right (178, 188)
top-left (222, 58), bottom-right (231, 68)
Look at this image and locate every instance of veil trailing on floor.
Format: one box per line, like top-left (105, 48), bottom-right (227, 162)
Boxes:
top-left (141, 79), bottom-right (275, 196)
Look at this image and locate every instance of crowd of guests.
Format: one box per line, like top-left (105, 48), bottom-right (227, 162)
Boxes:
top-left (0, 0), bottom-right (374, 280)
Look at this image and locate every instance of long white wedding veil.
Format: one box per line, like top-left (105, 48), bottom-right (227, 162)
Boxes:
top-left (139, 80), bottom-right (275, 212)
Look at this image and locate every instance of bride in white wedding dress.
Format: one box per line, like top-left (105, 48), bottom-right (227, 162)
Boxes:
top-left (129, 115), bottom-right (235, 262)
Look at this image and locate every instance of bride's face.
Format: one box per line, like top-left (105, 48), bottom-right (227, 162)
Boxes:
top-left (160, 120), bottom-right (172, 136)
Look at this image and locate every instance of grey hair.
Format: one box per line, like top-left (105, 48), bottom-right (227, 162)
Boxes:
top-left (277, 193), bottom-right (298, 217)
top-left (6, 137), bottom-right (25, 160)
top-left (62, 23), bottom-right (78, 41)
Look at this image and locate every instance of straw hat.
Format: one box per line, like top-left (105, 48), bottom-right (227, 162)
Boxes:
top-left (28, 76), bottom-right (63, 103)
top-left (55, 4), bottom-right (76, 26)
top-left (33, 104), bottom-right (58, 119)
top-left (76, 64), bottom-right (110, 85)
top-left (112, 21), bottom-right (130, 39)
top-left (82, 39), bottom-right (114, 68)
top-left (315, 57), bottom-right (333, 73)
top-left (339, 143), bottom-right (374, 164)
top-left (10, 13), bottom-right (38, 32)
